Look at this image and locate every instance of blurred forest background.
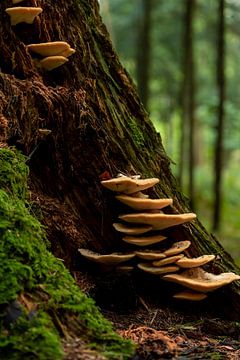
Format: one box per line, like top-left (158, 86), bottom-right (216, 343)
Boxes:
top-left (99, 0), bottom-right (240, 264)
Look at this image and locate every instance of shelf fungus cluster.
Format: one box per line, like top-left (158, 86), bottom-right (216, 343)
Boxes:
top-left (79, 176), bottom-right (240, 301)
top-left (5, 2), bottom-right (75, 71)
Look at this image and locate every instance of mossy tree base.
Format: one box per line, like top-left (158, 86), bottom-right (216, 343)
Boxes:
top-left (0, 149), bottom-right (135, 360)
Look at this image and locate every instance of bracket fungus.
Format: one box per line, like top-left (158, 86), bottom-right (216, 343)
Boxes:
top-left (78, 248), bottom-right (135, 265)
top-left (163, 241), bottom-right (191, 257)
top-left (98, 175), bottom-right (240, 300)
top-left (138, 263), bottom-right (180, 275)
top-left (27, 41), bottom-right (71, 57)
top-left (101, 176), bottom-right (159, 194)
top-left (12, 0), bottom-right (25, 3)
top-left (40, 56), bottom-right (69, 71)
top-left (176, 255), bottom-right (215, 268)
top-left (173, 291), bottom-right (207, 301)
top-left (122, 234), bottom-right (166, 246)
top-left (135, 250), bottom-right (166, 260)
top-left (115, 194), bottom-right (173, 211)
top-left (119, 213), bottom-right (197, 231)
top-left (113, 222), bottom-right (152, 235)
top-left (5, 7), bottom-right (43, 26)
top-left (163, 268), bottom-right (240, 293)
top-left (152, 254), bottom-right (184, 267)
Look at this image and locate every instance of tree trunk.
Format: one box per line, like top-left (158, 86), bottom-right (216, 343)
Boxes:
top-left (136, 0), bottom-right (152, 110)
top-left (213, 0), bottom-right (225, 231)
top-left (0, 0), bottom-right (239, 325)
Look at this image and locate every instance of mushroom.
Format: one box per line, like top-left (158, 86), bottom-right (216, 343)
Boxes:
top-left (13, 0), bottom-right (25, 3)
top-left (40, 56), bottom-right (68, 71)
top-left (5, 7), bottom-right (43, 26)
top-left (59, 48), bottom-right (76, 58)
top-left (101, 177), bottom-right (159, 194)
top-left (173, 290), bottom-right (207, 301)
top-left (115, 194), bottom-right (173, 211)
top-left (122, 234), bottom-right (166, 246)
top-left (78, 248), bottom-right (135, 265)
top-left (113, 222), bottom-right (152, 235)
top-left (152, 254), bottom-right (184, 267)
top-left (163, 268), bottom-right (240, 293)
top-left (164, 241), bottom-right (191, 256)
top-left (119, 213), bottom-right (196, 230)
top-left (135, 250), bottom-right (166, 260)
top-left (176, 255), bottom-right (215, 268)
top-left (116, 265), bottom-right (134, 273)
top-left (27, 42), bottom-right (71, 57)
top-left (138, 263), bottom-right (179, 275)
top-left (132, 192), bottom-right (149, 199)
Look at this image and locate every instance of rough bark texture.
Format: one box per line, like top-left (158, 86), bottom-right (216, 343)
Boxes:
top-left (0, 0), bottom-right (239, 320)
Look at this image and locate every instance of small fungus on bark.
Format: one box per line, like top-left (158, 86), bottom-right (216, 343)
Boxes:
top-left (27, 42), bottom-right (71, 57)
top-left (152, 254), bottom-right (184, 267)
top-left (5, 7), bottom-right (42, 26)
top-left (115, 194), bottom-right (173, 211)
top-left (101, 176), bottom-right (159, 194)
top-left (138, 263), bottom-right (180, 275)
top-left (173, 290), bottom-right (207, 301)
top-left (113, 222), bottom-right (152, 235)
top-left (163, 241), bottom-right (191, 257)
top-left (78, 248), bottom-right (135, 265)
top-left (134, 250), bottom-right (166, 260)
top-left (39, 56), bottom-right (68, 71)
top-left (122, 234), bottom-right (166, 246)
top-left (176, 255), bottom-right (215, 268)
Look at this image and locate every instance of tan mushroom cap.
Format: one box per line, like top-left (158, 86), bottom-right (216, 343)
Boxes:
top-left (101, 177), bottom-right (159, 194)
top-left (135, 250), bottom-right (166, 260)
top-left (13, 0), bottom-right (25, 3)
top-left (122, 234), bottom-right (166, 246)
top-left (164, 241), bottom-right (191, 256)
top-left (40, 56), bottom-right (68, 71)
top-left (59, 48), bottom-right (76, 58)
top-left (27, 41), bottom-right (70, 57)
top-left (163, 268), bottom-right (240, 293)
top-left (176, 255), bottom-right (215, 268)
top-left (152, 254), bottom-right (184, 267)
top-left (116, 265), bottom-right (134, 273)
top-left (78, 248), bottom-right (135, 265)
top-left (116, 194), bottom-right (173, 211)
top-left (138, 263), bottom-right (179, 275)
top-left (173, 291), bottom-right (207, 301)
top-left (119, 212), bottom-right (196, 230)
top-left (113, 222), bottom-right (152, 235)
top-left (132, 192), bottom-right (149, 199)
top-left (6, 7), bottom-right (43, 26)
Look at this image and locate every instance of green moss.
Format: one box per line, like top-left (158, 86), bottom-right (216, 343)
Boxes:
top-left (0, 148), bottom-right (135, 360)
top-left (128, 118), bottom-right (145, 147)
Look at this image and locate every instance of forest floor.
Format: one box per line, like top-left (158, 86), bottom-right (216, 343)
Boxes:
top-left (63, 282), bottom-right (240, 360)
top-left (63, 304), bottom-right (240, 359)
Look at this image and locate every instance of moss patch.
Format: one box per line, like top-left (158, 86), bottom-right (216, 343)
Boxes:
top-left (0, 148), bottom-right (135, 359)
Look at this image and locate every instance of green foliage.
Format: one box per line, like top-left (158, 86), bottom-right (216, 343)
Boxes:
top-left (0, 148), bottom-right (135, 360)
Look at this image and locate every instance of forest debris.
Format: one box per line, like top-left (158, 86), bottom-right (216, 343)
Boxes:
top-left (163, 240), bottom-right (191, 256)
top-left (5, 7), bottom-right (42, 26)
top-left (118, 326), bottom-right (178, 359)
top-left (27, 41), bottom-right (71, 56)
top-left (138, 263), bottom-right (179, 275)
top-left (101, 176), bottom-right (159, 194)
top-left (173, 290), bottom-right (208, 301)
top-left (176, 254), bottom-right (216, 268)
top-left (39, 56), bottom-right (69, 71)
top-left (119, 212), bottom-right (197, 230)
top-left (123, 234), bottom-right (166, 246)
top-left (115, 194), bottom-right (173, 210)
top-left (78, 248), bottom-right (135, 265)
top-left (163, 267), bottom-right (240, 292)
top-left (113, 222), bottom-right (152, 235)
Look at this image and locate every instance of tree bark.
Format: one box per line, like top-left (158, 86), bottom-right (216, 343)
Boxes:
top-left (213, 0), bottom-right (225, 231)
top-left (136, 0), bottom-right (153, 110)
top-left (0, 0), bottom-right (239, 320)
